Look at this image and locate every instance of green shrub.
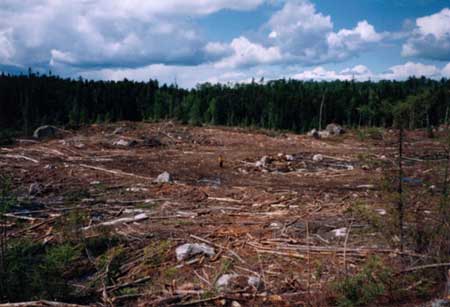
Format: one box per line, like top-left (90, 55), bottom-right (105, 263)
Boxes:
top-left (334, 256), bottom-right (392, 306)
top-left (0, 240), bottom-right (80, 302)
top-left (0, 130), bottom-right (15, 146)
top-left (357, 127), bottom-right (384, 141)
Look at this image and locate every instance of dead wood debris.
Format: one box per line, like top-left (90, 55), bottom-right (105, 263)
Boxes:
top-left (0, 123), bottom-right (447, 306)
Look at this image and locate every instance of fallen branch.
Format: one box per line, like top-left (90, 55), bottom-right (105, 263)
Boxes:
top-left (255, 249), bottom-right (307, 259)
top-left (105, 276), bottom-right (152, 292)
top-left (167, 295), bottom-right (224, 306)
top-left (2, 154), bottom-right (39, 164)
top-left (83, 213), bottom-right (148, 230)
top-left (190, 234), bottom-right (246, 264)
top-left (79, 164), bottom-right (153, 181)
top-left (0, 301), bottom-right (89, 307)
top-left (400, 262), bottom-right (450, 273)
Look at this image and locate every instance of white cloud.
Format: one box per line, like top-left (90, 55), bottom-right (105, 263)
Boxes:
top-left (292, 62), bottom-right (450, 82)
top-left (328, 21), bottom-right (383, 51)
top-left (402, 8), bottom-right (450, 61)
top-left (380, 62), bottom-right (441, 79)
top-left (215, 37), bottom-right (283, 68)
top-left (0, 0), bottom-right (267, 69)
top-left (441, 63), bottom-right (450, 77)
top-left (218, 0), bottom-right (385, 68)
top-left (293, 65), bottom-right (373, 81)
top-left (0, 28), bottom-right (15, 65)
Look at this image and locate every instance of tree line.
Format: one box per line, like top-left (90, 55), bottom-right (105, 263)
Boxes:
top-left (0, 70), bottom-right (449, 135)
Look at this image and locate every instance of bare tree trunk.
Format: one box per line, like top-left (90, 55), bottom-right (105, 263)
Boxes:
top-left (318, 93), bottom-right (325, 130)
top-left (398, 126), bottom-right (405, 252)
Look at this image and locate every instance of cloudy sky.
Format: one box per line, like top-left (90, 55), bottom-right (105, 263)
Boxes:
top-left (1, 0), bottom-right (450, 87)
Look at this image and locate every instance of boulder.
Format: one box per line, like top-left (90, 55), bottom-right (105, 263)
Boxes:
top-left (33, 125), bottom-right (58, 139)
top-left (318, 130), bottom-right (330, 138)
top-left (154, 171), bottom-right (173, 183)
top-left (307, 129), bottom-right (320, 139)
top-left (326, 123), bottom-right (345, 135)
top-left (175, 243), bottom-right (215, 261)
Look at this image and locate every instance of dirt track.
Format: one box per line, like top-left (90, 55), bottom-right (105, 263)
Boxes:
top-left (1, 122), bottom-right (446, 306)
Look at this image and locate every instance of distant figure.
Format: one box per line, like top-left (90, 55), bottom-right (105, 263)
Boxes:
top-left (218, 155), bottom-right (224, 168)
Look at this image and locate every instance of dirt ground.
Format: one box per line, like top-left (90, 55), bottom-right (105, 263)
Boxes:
top-left (1, 122), bottom-right (448, 306)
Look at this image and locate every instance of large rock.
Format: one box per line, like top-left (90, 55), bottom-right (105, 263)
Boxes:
top-left (33, 125), bottom-right (58, 139)
top-left (175, 243), bottom-right (215, 261)
top-left (318, 130), bottom-right (330, 138)
top-left (326, 123), bottom-right (345, 135)
top-left (307, 129), bottom-right (320, 139)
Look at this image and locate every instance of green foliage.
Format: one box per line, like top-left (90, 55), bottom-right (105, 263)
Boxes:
top-left (333, 256), bottom-right (393, 307)
top-left (0, 130), bottom-right (15, 146)
top-left (356, 127), bottom-right (384, 141)
top-left (0, 240), bottom-right (80, 302)
top-left (1, 73), bottom-right (449, 134)
top-left (143, 240), bottom-right (171, 267)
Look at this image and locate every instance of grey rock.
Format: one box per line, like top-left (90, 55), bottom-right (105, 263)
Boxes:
top-left (154, 171), bottom-right (173, 183)
top-left (318, 130), bottom-right (330, 138)
top-left (432, 299), bottom-right (450, 307)
top-left (256, 156), bottom-right (271, 168)
top-left (312, 154), bottom-right (324, 162)
top-left (326, 123), bottom-right (345, 135)
top-left (285, 154), bottom-right (294, 161)
top-left (176, 243), bottom-right (215, 261)
top-left (33, 125), bottom-right (57, 139)
top-left (248, 276), bottom-right (263, 289)
top-left (216, 274), bottom-right (239, 289)
top-left (307, 129), bottom-right (320, 139)
top-left (113, 139), bottom-right (137, 147)
top-left (29, 183), bottom-right (44, 196)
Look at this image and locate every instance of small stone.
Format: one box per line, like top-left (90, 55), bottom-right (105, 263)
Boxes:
top-left (332, 227), bottom-right (347, 237)
top-left (375, 208), bottom-right (386, 215)
top-left (154, 171), bottom-right (173, 183)
top-left (231, 301), bottom-right (242, 307)
top-left (312, 154), bottom-right (324, 162)
top-left (29, 183), bottom-right (43, 196)
top-left (113, 139), bottom-right (137, 147)
top-left (216, 274), bottom-right (239, 290)
top-left (285, 154), bottom-right (294, 161)
top-left (248, 276), bottom-right (262, 289)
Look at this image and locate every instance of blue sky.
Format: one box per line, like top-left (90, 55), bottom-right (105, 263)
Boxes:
top-left (0, 0), bottom-right (450, 87)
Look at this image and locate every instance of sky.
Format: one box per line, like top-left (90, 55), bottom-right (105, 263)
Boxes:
top-left (1, 0), bottom-right (450, 87)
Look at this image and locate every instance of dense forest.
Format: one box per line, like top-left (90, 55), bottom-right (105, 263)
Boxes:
top-left (1, 70), bottom-right (450, 135)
